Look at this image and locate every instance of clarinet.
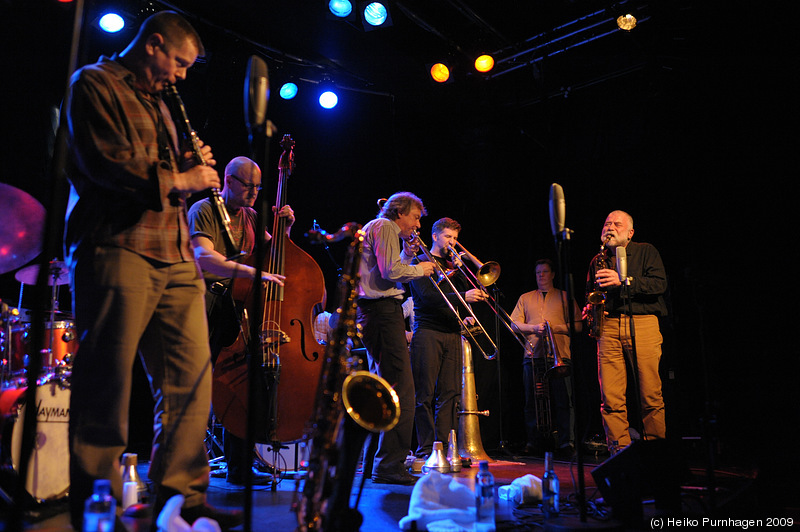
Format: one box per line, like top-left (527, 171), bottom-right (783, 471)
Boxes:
top-left (163, 83), bottom-right (239, 256)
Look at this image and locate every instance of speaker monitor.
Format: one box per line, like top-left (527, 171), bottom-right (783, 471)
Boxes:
top-left (591, 439), bottom-right (683, 527)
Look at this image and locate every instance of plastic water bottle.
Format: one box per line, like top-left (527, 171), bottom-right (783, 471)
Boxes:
top-left (475, 460), bottom-right (496, 531)
top-left (83, 479), bottom-right (116, 532)
top-left (542, 451), bottom-right (560, 519)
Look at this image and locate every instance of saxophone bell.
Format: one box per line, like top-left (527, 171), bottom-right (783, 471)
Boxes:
top-left (294, 226), bottom-right (401, 532)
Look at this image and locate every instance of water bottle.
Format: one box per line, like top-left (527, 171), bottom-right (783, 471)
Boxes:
top-left (120, 453), bottom-right (148, 508)
top-left (475, 460), bottom-right (496, 531)
top-left (83, 479), bottom-right (116, 532)
top-left (542, 451), bottom-right (560, 519)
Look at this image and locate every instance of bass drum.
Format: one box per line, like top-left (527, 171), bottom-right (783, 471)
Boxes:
top-left (0, 377), bottom-right (70, 500)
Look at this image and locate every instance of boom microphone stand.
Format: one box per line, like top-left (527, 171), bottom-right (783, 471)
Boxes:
top-left (616, 247), bottom-right (645, 440)
top-left (243, 55), bottom-right (272, 532)
top-left (546, 184), bottom-right (619, 531)
top-left (490, 286), bottom-right (515, 458)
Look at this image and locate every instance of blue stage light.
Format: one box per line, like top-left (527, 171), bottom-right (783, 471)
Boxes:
top-left (319, 89), bottom-right (339, 109)
top-left (328, 0), bottom-right (353, 18)
top-left (279, 82), bottom-right (298, 100)
top-left (98, 13), bottom-right (125, 33)
top-left (363, 2), bottom-right (388, 26)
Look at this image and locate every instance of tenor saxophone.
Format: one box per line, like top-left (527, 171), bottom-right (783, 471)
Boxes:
top-left (294, 224), bottom-right (400, 532)
top-left (586, 234), bottom-right (613, 338)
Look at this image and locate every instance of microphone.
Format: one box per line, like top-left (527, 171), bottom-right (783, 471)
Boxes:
top-left (244, 55), bottom-right (269, 131)
top-left (549, 183), bottom-right (565, 237)
top-left (616, 245), bottom-right (628, 285)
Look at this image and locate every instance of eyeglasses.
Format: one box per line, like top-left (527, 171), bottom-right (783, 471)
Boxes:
top-left (228, 174), bottom-right (262, 192)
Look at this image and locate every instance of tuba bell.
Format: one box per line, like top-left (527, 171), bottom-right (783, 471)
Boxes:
top-left (457, 335), bottom-right (493, 463)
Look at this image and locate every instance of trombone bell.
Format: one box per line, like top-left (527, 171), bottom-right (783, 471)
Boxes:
top-left (476, 262), bottom-right (500, 287)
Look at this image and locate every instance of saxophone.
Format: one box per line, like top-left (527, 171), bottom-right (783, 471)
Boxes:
top-left (586, 234), bottom-right (613, 338)
top-left (294, 223), bottom-right (400, 532)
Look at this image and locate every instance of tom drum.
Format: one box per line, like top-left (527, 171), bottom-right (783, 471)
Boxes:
top-left (6, 321), bottom-right (78, 373)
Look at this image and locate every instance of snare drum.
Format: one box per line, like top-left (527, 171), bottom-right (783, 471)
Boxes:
top-left (6, 321), bottom-right (79, 373)
top-left (0, 377), bottom-right (71, 500)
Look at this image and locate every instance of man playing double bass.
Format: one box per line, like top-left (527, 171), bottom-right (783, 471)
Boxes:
top-left (187, 155), bottom-right (292, 485)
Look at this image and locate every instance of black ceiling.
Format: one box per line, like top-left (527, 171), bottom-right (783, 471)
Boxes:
top-left (85, 0), bottom-right (700, 109)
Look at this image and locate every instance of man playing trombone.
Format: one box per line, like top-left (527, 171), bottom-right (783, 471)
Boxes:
top-left (357, 192), bottom-right (435, 485)
top-left (408, 218), bottom-right (488, 460)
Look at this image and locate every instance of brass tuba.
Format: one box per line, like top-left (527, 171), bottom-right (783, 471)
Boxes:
top-left (457, 336), bottom-right (493, 463)
top-left (295, 224), bottom-right (400, 532)
top-left (586, 234), bottom-right (613, 338)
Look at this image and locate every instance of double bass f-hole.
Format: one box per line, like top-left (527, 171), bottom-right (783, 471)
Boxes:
top-left (261, 135), bottom-right (311, 362)
top-left (289, 318), bottom-right (315, 362)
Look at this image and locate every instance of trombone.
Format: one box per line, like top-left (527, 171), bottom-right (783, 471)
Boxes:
top-left (409, 230), bottom-right (498, 360)
top-left (446, 241), bottom-right (536, 356)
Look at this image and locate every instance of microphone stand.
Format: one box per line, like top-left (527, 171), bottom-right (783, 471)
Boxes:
top-left (243, 121), bottom-right (276, 531)
top-left (491, 285), bottom-right (515, 458)
top-left (555, 227), bottom-right (589, 523)
top-left (547, 229), bottom-right (621, 531)
top-left (313, 219), bottom-right (343, 275)
top-left (620, 276), bottom-right (645, 440)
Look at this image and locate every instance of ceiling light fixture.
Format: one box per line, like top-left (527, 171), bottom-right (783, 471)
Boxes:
top-left (318, 79), bottom-right (339, 109)
top-left (363, 2), bottom-right (388, 26)
top-left (360, 1), bottom-right (393, 31)
top-left (616, 12), bottom-right (637, 31)
top-left (429, 63), bottom-right (451, 83)
top-left (97, 12), bottom-right (126, 33)
top-left (474, 54), bottom-right (495, 73)
top-left (279, 82), bottom-right (299, 100)
top-left (328, 0), bottom-right (353, 18)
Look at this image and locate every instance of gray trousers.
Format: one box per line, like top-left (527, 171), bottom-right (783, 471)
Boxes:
top-left (357, 298), bottom-right (415, 476)
top-left (69, 246), bottom-right (212, 525)
top-left (409, 328), bottom-right (461, 457)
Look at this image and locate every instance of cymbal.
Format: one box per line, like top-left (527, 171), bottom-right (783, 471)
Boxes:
top-left (0, 183), bottom-right (45, 274)
top-left (14, 308), bottom-right (74, 322)
top-left (15, 260), bottom-right (70, 286)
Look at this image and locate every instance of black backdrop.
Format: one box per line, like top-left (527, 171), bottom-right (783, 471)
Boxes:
top-left (0, 0), bottom-right (796, 513)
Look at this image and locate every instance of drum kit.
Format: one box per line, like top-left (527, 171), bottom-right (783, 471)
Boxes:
top-left (0, 183), bottom-right (73, 502)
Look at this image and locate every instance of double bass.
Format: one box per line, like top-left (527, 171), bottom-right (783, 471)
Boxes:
top-left (212, 135), bottom-right (327, 443)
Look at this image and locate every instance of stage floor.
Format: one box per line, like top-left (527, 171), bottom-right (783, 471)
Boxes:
top-left (4, 442), bottom-right (791, 532)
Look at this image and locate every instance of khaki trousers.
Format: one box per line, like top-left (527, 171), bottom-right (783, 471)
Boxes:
top-left (597, 314), bottom-right (666, 450)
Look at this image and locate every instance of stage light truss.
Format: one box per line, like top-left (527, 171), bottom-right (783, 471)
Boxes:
top-left (484, 3), bottom-right (650, 80)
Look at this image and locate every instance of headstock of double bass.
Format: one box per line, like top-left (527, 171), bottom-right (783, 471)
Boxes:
top-left (278, 134), bottom-right (295, 174)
